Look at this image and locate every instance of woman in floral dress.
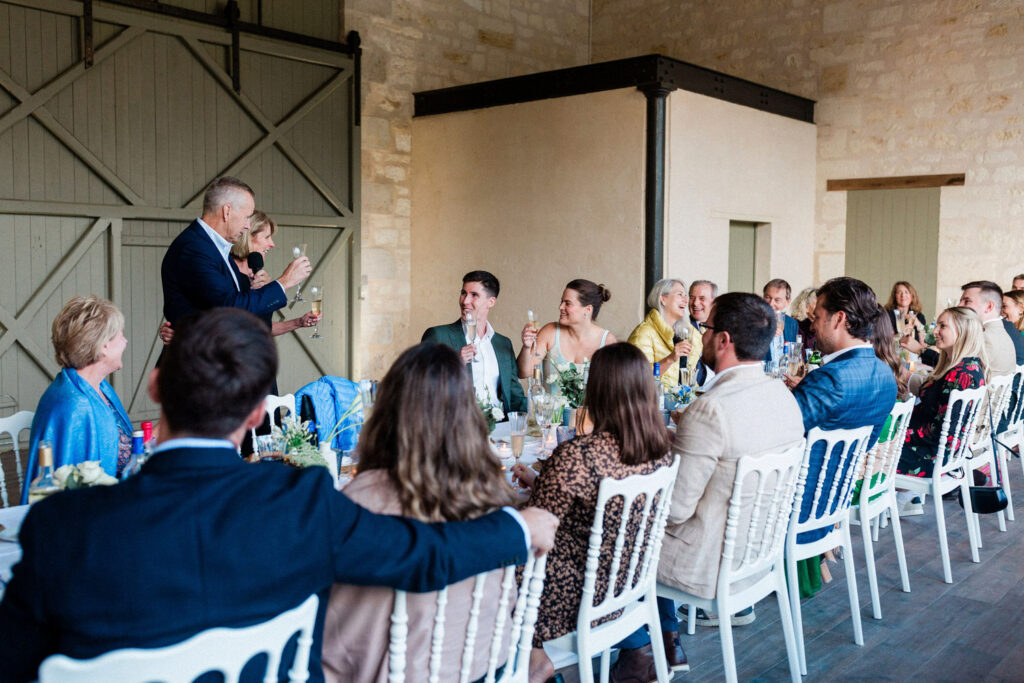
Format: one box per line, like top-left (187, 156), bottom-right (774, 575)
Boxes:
top-left (512, 343), bottom-right (673, 683)
top-left (898, 306), bottom-right (987, 477)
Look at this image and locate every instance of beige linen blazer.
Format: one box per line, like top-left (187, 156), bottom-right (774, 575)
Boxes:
top-left (983, 318), bottom-right (1016, 377)
top-left (658, 363), bottom-right (805, 599)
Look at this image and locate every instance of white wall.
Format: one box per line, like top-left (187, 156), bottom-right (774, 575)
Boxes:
top-left (665, 90), bottom-right (817, 297)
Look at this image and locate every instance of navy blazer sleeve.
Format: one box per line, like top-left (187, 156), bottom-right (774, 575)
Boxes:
top-left (162, 224), bottom-right (287, 323)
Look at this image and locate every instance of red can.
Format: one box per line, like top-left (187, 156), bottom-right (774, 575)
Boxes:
top-left (141, 421), bottom-right (153, 442)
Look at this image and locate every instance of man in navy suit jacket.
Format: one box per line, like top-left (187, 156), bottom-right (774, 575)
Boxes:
top-left (0, 309), bottom-right (558, 682)
top-left (161, 177), bottom-right (310, 326)
top-left (787, 277), bottom-right (897, 542)
top-left (763, 278), bottom-right (799, 364)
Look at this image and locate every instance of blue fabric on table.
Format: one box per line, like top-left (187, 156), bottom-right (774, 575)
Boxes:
top-left (791, 347), bottom-right (897, 544)
top-left (22, 368), bottom-right (131, 504)
top-left (294, 376), bottom-right (362, 452)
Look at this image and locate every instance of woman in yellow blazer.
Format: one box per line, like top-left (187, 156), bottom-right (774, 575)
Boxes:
top-left (628, 278), bottom-right (697, 389)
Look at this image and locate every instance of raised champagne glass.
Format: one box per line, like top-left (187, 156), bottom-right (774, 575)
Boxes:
top-left (309, 285), bottom-right (323, 339)
top-left (291, 243), bottom-right (308, 302)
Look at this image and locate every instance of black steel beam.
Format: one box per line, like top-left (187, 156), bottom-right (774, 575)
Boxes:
top-left (414, 54), bottom-right (814, 123)
top-left (641, 85), bottom-right (673, 305)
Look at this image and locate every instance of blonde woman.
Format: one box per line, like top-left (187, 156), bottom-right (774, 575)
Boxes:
top-left (1002, 290), bottom-right (1024, 334)
top-left (790, 286), bottom-right (817, 349)
top-left (627, 278), bottom-right (694, 389)
top-left (322, 343), bottom-right (517, 682)
top-left (897, 306), bottom-right (987, 477)
top-left (23, 296), bottom-right (132, 502)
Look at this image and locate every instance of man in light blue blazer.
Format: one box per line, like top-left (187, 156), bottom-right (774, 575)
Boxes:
top-left (788, 277), bottom-right (897, 543)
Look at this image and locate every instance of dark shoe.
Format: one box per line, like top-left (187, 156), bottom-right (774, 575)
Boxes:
top-left (661, 631), bottom-right (690, 672)
top-left (544, 675), bottom-right (565, 683)
top-left (609, 643), bottom-right (658, 683)
top-left (681, 605), bottom-right (755, 626)
top-left (973, 469), bottom-right (988, 486)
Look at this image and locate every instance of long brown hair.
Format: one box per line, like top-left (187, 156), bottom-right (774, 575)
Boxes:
top-left (884, 281), bottom-right (922, 314)
top-left (356, 343), bottom-right (515, 522)
top-left (584, 343), bottom-right (670, 466)
top-left (1005, 290), bottom-right (1024, 332)
top-left (870, 307), bottom-right (908, 400)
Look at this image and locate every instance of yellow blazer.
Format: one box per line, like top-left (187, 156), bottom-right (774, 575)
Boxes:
top-left (627, 309), bottom-right (699, 390)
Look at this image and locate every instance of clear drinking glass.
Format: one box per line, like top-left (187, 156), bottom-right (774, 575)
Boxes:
top-left (508, 411), bottom-right (527, 463)
top-left (465, 312), bottom-right (480, 364)
top-left (309, 285), bottom-right (323, 339)
top-left (527, 309), bottom-right (541, 358)
top-left (291, 243), bottom-right (308, 302)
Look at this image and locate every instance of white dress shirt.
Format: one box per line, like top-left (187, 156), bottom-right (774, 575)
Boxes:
top-left (463, 319), bottom-right (501, 407)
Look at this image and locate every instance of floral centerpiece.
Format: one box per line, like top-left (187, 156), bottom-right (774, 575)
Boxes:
top-left (53, 461), bottom-right (118, 489)
top-left (271, 414), bottom-right (329, 469)
top-left (666, 383), bottom-right (693, 410)
top-left (477, 388), bottom-right (504, 433)
top-left (547, 359), bottom-right (588, 409)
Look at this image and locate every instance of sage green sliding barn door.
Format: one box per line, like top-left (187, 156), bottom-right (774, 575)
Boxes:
top-left (0, 0), bottom-right (360, 423)
top-left (845, 188), bottom-right (939, 320)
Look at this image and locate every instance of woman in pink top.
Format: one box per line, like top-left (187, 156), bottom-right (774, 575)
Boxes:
top-left (322, 342), bottom-right (517, 683)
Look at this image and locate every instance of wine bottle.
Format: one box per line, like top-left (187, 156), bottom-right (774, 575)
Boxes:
top-left (300, 394), bottom-right (319, 446)
top-left (28, 441), bottom-right (61, 504)
top-left (526, 366), bottom-right (544, 437)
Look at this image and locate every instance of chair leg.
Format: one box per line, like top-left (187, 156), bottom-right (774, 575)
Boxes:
top-left (887, 494), bottom-right (911, 593)
top-left (960, 479), bottom-right (981, 563)
top-left (860, 508), bottom-right (882, 619)
top-left (647, 599), bottom-right (671, 683)
top-left (786, 553), bottom-right (807, 675)
top-left (719, 609), bottom-right (737, 683)
top-left (933, 483), bottom-right (953, 583)
top-left (579, 646), bottom-right (595, 683)
top-left (687, 603), bottom-right (696, 636)
top-left (774, 575), bottom-right (802, 683)
top-left (998, 450), bottom-right (1014, 522)
top-left (841, 527), bottom-right (864, 646)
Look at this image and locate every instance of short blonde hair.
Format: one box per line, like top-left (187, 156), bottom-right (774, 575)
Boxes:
top-left (52, 296), bottom-right (124, 369)
top-left (790, 286), bottom-right (817, 321)
top-left (230, 210), bottom-right (276, 260)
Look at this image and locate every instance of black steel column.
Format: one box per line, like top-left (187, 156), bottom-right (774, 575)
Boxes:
top-left (640, 85), bottom-right (673, 308)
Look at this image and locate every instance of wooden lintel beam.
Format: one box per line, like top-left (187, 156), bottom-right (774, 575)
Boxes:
top-left (827, 174), bottom-right (966, 192)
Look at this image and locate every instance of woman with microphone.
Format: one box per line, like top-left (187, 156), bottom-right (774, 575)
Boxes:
top-left (628, 278), bottom-right (695, 389)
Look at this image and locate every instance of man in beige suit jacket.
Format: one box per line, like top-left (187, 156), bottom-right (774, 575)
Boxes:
top-left (658, 292), bottom-right (805, 631)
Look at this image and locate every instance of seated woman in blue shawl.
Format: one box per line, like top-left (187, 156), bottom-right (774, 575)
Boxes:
top-left (21, 296), bottom-right (132, 503)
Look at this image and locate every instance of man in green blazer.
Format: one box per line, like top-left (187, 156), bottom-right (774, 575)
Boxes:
top-left (422, 270), bottom-right (528, 416)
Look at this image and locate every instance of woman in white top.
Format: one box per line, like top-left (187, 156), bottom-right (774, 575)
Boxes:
top-left (517, 279), bottom-right (616, 382)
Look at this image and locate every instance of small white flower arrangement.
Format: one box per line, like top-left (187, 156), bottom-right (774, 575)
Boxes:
top-left (53, 461), bottom-right (118, 489)
top-left (477, 388), bottom-right (504, 432)
top-left (666, 383), bottom-right (694, 409)
top-left (548, 359), bottom-right (588, 408)
top-left (270, 414), bottom-right (328, 469)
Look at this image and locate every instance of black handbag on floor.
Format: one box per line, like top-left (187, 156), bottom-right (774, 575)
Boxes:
top-left (958, 399), bottom-right (1010, 515)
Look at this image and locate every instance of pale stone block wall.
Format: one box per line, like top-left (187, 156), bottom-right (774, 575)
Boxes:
top-left (346, 0), bottom-right (589, 376)
top-left (593, 0), bottom-right (1024, 317)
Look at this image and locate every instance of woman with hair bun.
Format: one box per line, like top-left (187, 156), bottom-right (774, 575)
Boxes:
top-left (517, 279), bottom-right (616, 384)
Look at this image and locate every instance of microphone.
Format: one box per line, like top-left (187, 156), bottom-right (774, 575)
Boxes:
top-left (673, 317), bottom-right (691, 385)
top-left (247, 251), bottom-right (264, 273)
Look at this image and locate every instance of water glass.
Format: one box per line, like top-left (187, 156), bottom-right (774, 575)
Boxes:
top-left (338, 448), bottom-right (359, 488)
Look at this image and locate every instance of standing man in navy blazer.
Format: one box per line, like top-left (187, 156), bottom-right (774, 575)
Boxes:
top-left (786, 277), bottom-right (897, 542)
top-left (0, 308), bottom-right (558, 682)
top-left (161, 176), bottom-right (311, 327)
top-left (422, 270), bottom-right (528, 415)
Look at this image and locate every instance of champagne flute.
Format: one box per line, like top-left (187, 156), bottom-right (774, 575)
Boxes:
top-left (465, 311), bottom-right (480, 364)
top-left (309, 285), bottom-right (323, 339)
top-left (508, 411), bottom-right (527, 465)
top-left (527, 309), bottom-right (541, 358)
top-left (291, 243), bottom-right (308, 302)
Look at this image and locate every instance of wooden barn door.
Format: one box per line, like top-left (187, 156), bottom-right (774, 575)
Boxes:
top-left (0, 0), bottom-right (360, 424)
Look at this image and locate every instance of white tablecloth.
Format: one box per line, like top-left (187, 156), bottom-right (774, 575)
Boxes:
top-left (490, 421), bottom-right (554, 492)
top-left (0, 504), bottom-right (28, 595)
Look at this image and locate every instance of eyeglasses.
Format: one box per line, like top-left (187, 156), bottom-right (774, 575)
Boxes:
top-left (697, 321), bottom-right (716, 333)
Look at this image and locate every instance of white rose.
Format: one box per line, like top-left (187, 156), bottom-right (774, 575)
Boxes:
top-left (77, 460), bottom-right (105, 485)
top-left (53, 465), bottom-right (76, 489)
top-left (490, 406), bottom-right (504, 421)
top-left (94, 472), bottom-right (119, 486)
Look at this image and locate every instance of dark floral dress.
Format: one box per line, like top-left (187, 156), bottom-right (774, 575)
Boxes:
top-left (525, 431), bottom-right (673, 646)
top-left (897, 357), bottom-right (985, 477)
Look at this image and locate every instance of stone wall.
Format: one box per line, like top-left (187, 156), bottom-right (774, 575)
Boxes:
top-left (592, 0), bottom-right (1024, 312)
top-left (345, 0), bottom-right (589, 376)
